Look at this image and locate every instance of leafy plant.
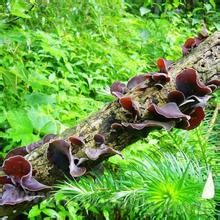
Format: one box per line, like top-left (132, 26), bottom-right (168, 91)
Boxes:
top-left (28, 150), bottom-right (215, 219)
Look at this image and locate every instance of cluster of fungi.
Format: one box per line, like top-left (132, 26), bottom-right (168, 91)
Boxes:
top-left (0, 31), bottom-right (219, 208)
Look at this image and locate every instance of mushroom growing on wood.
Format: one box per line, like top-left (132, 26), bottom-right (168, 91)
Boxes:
top-left (184, 106), bottom-right (205, 130)
top-left (2, 156), bottom-right (50, 191)
top-left (148, 102), bottom-right (190, 121)
top-left (0, 184), bottom-right (43, 205)
top-left (119, 96), bottom-right (140, 116)
top-left (122, 120), bottom-right (175, 131)
top-left (85, 134), bottom-right (122, 160)
top-left (110, 81), bottom-right (127, 98)
top-left (157, 58), bottom-right (173, 74)
top-left (176, 68), bottom-right (212, 97)
top-left (182, 28), bottom-right (209, 55)
top-left (167, 90), bottom-right (185, 105)
top-left (48, 140), bottom-right (87, 178)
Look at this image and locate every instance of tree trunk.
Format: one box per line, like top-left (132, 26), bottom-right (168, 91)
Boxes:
top-left (0, 31), bottom-right (219, 219)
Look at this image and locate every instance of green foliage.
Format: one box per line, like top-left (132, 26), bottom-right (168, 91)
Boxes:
top-left (0, 0), bottom-right (219, 219)
top-left (28, 109), bottom-right (219, 219)
top-left (28, 150), bottom-right (216, 219)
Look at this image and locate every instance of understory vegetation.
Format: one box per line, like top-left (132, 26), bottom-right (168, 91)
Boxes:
top-left (0, 0), bottom-right (219, 219)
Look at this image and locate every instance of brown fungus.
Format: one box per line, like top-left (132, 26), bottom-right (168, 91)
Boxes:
top-left (157, 58), bottom-right (173, 74)
top-left (119, 96), bottom-right (140, 116)
top-left (148, 102), bottom-right (190, 121)
top-left (182, 38), bottom-right (197, 55)
top-left (85, 146), bottom-right (122, 161)
top-left (206, 79), bottom-right (220, 91)
top-left (111, 123), bottom-right (124, 131)
top-left (182, 28), bottom-right (208, 56)
top-left (152, 73), bottom-right (170, 83)
top-left (94, 134), bottom-right (105, 146)
top-left (85, 134), bottom-right (122, 160)
top-left (0, 184), bottom-right (43, 206)
top-left (42, 134), bottom-right (56, 143)
top-left (48, 140), bottom-right (86, 178)
top-left (176, 68), bottom-right (212, 97)
top-left (187, 95), bottom-right (210, 108)
top-left (110, 81), bottom-right (127, 98)
top-left (122, 120), bottom-right (175, 131)
top-left (26, 134), bottom-right (56, 153)
top-left (5, 147), bottom-right (28, 160)
top-left (127, 74), bottom-right (151, 90)
top-left (2, 156), bottom-right (50, 191)
top-left (206, 79), bottom-right (220, 87)
top-left (167, 90), bottom-right (185, 105)
top-left (69, 136), bottom-right (85, 146)
top-left (207, 84), bottom-right (218, 92)
top-left (176, 95), bottom-right (210, 112)
top-left (185, 106), bottom-right (205, 130)
top-left (0, 176), bottom-right (12, 185)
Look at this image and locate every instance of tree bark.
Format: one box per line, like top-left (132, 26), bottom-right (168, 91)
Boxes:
top-left (0, 31), bottom-right (219, 219)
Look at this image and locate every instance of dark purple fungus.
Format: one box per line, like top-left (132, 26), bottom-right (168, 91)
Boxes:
top-left (152, 73), bottom-right (170, 83)
top-left (48, 140), bottom-right (74, 172)
top-left (119, 96), bottom-right (140, 116)
top-left (175, 119), bottom-right (190, 130)
top-left (206, 79), bottom-right (220, 91)
top-left (157, 58), bottom-right (173, 74)
top-left (207, 84), bottom-right (217, 92)
top-left (5, 147), bottom-right (28, 160)
top-left (48, 140), bottom-right (86, 177)
top-left (110, 81), bottom-right (127, 98)
top-left (85, 146), bottom-right (122, 161)
top-left (178, 99), bottom-right (197, 113)
top-left (154, 83), bottom-right (164, 90)
top-left (182, 38), bottom-right (197, 55)
top-left (167, 90), bottom-right (185, 105)
top-left (178, 95), bottom-right (210, 111)
top-left (185, 106), bottom-right (205, 130)
top-left (111, 123), bottom-right (124, 131)
top-left (0, 184), bottom-right (43, 205)
top-left (0, 176), bottom-right (12, 185)
top-left (26, 134), bottom-right (56, 153)
top-left (94, 134), bottom-right (105, 145)
top-left (26, 142), bottom-right (42, 153)
top-left (176, 68), bottom-right (212, 97)
top-left (2, 156), bottom-right (50, 191)
top-left (148, 102), bottom-right (190, 121)
top-left (182, 29), bottom-right (208, 55)
top-left (122, 120), bottom-right (175, 131)
top-left (187, 95), bottom-right (210, 108)
top-left (43, 134), bottom-right (56, 143)
top-left (206, 79), bottom-right (220, 87)
top-left (127, 74), bottom-right (151, 90)
top-left (69, 136), bottom-right (85, 146)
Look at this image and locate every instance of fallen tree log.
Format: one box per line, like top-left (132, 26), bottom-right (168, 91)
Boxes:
top-left (0, 31), bottom-right (219, 219)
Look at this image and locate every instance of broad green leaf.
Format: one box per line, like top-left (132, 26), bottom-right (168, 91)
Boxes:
top-left (28, 206), bottom-right (42, 218)
top-left (27, 108), bottom-right (57, 134)
top-left (209, 0), bottom-right (216, 9)
top-left (5, 110), bottom-right (36, 145)
top-left (11, 0), bottom-right (31, 19)
top-left (24, 93), bottom-right (56, 106)
top-left (139, 7), bottom-right (151, 16)
top-left (42, 208), bottom-right (59, 218)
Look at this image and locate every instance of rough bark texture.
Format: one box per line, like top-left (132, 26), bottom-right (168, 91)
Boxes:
top-left (0, 31), bottom-right (219, 219)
